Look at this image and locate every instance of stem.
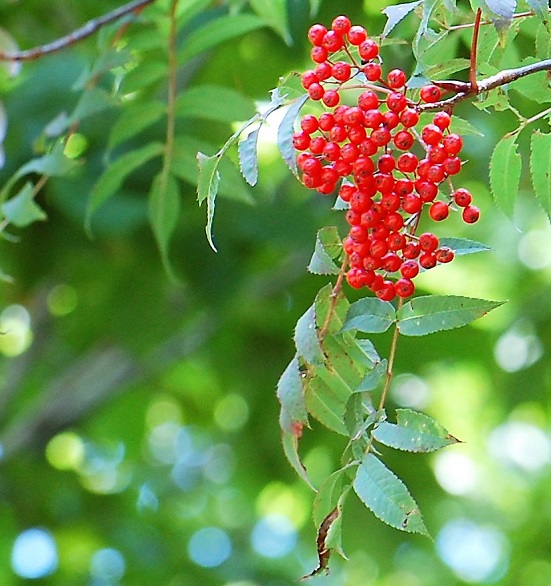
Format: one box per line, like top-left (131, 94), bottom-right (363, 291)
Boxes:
top-left (0, 0), bottom-right (157, 62)
top-left (469, 9), bottom-right (482, 93)
top-left (446, 8), bottom-right (548, 31)
top-left (377, 297), bottom-right (403, 411)
top-left (319, 255), bottom-right (348, 340)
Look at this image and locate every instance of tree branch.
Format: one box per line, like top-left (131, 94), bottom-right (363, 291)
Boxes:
top-left (0, 0), bottom-right (158, 62)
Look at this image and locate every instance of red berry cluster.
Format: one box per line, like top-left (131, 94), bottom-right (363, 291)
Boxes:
top-left (293, 16), bottom-right (480, 301)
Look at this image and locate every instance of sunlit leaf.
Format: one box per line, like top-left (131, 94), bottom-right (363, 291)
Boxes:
top-left (397, 295), bottom-right (504, 336)
top-left (196, 152), bottom-right (220, 251)
top-left (484, 0), bottom-right (516, 22)
top-left (382, 1), bottom-right (422, 38)
top-left (277, 355), bottom-right (308, 435)
top-left (530, 131), bottom-right (551, 218)
top-left (373, 409), bottom-right (460, 452)
top-left (277, 94), bottom-right (309, 175)
top-left (341, 298), bottom-right (396, 334)
top-left (314, 283), bottom-right (350, 335)
top-left (2, 182), bottom-right (46, 227)
top-left (176, 85), bottom-right (256, 123)
top-left (489, 133), bottom-right (521, 217)
top-left (438, 237), bottom-right (491, 256)
top-left (356, 359), bottom-right (388, 392)
top-left (294, 303), bottom-right (324, 365)
top-left (108, 101), bottom-right (166, 150)
top-left (238, 128), bottom-right (260, 186)
top-left (450, 115), bottom-right (485, 137)
top-left (527, 0), bottom-right (549, 20)
top-left (120, 60), bottom-right (167, 94)
top-left (510, 58), bottom-right (551, 104)
top-left (353, 454), bottom-right (429, 536)
top-left (282, 430), bottom-right (316, 490)
top-left (15, 141), bottom-right (79, 179)
top-left (308, 226), bottom-right (342, 275)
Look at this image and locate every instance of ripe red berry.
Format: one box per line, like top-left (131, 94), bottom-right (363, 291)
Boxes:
top-left (383, 111), bottom-right (400, 130)
top-left (387, 232), bottom-right (406, 250)
top-left (300, 114), bottom-right (319, 134)
top-left (453, 188), bottom-right (472, 207)
top-left (339, 184), bottom-right (355, 202)
top-left (332, 61), bottom-right (352, 81)
top-left (397, 152), bottom-right (418, 173)
top-left (319, 112), bottom-right (335, 131)
top-left (394, 179), bottom-right (413, 197)
top-left (347, 267), bottom-right (367, 289)
top-left (358, 91), bottom-right (379, 111)
top-left (387, 92), bottom-right (407, 112)
top-left (387, 68), bottom-right (407, 89)
top-left (393, 130), bottom-right (414, 151)
top-left (308, 24), bottom-right (327, 46)
top-left (315, 61), bottom-right (332, 80)
top-left (301, 70), bottom-right (318, 89)
top-left (359, 39), bottom-right (379, 60)
top-left (401, 194), bottom-right (423, 214)
top-left (384, 211), bottom-right (404, 231)
top-left (309, 136), bottom-right (326, 154)
top-left (347, 25), bottom-right (368, 45)
top-left (435, 247), bottom-right (455, 263)
top-left (419, 232), bottom-right (439, 252)
top-left (344, 107), bottom-right (364, 126)
top-left (429, 200), bottom-right (449, 221)
top-left (433, 111), bottom-right (451, 130)
top-left (443, 156), bottom-right (461, 175)
top-left (399, 107), bottom-right (420, 128)
top-left (371, 127), bottom-right (391, 146)
top-left (363, 62), bottom-right (382, 81)
top-left (323, 141), bottom-right (341, 161)
top-left (426, 164), bottom-right (445, 183)
top-left (419, 84), bottom-right (441, 103)
top-left (400, 260), bottom-right (419, 279)
top-left (381, 253), bottom-right (402, 272)
top-left (419, 252), bottom-right (437, 269)
top-left (292, 131), bottom-right (310, 150)
top-left (331, 15), bottom-right (352, 34)
top-left (322, 30), bottom-right (344, 52)
top-left (422, 124), bottom-right (443, 146)
top-left (311, 46), bottom-right (329, 64)
top-left (363, 109), bottom-right (384, 129)
top-left (377, 153), bottom-right (396, 173)
top-left (395, 278), bottom-right (415, 298)
top-left (323, 89), bottom-right (340, 107)
top-left (415, 180), bottom-right (438, 202)
top-left (347, 125), bottom-right (367, 144)
top-left (443, 133), bottom-right (463, 155)
top-left (341, 143), bottom-right (360, 163)
top-left (376, 280), bottom-right (396, 301)
top-left (402, 242), bottom-right (421, 259)
top-left (462, 205), bottom-right (480, 224)
top-left (308, 82), bottom-right (325, 100)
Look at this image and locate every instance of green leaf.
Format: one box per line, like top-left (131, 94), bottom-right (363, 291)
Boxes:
top-left (196, 152), bottom-right (220, 251)
top-left (175, 85), bottom-right (256, 123)
top-left (14, 141), bottom-right (79, 180)
top-left (510, 58), bottom-right (551, 103)
top-left (294, 303), bottom-right (324, 366)
top-left (238, 128), bottom-right (260, 186)
top-left (277, 94), bottom-right (309, 175)
top-left (281, 431), bottom-right (315, 490)
top-left (438, 237), bottom-right (491, 256)
top-left (108, 101), bottom-right (166, 150)
top-left (341, 298), bottom-right (396, 334)
top-left (2, 182), bottom-right (46, 227)
top-left (68, 87), bottom-right (118, 125)
top-left (313, 283), bottom-right (350, 335)
top-left (536, 23), bottom-right (551, 60)
top-left (120, 60), bottom-right (167, 94)
top-left (249, 0), bottom-right (291, 44)
top-left (382, 1), bottom-right (423, 38)
top-left (484, 0), bottom-right (516, 22)
top-left (450, 115), bottom-right (484, 137)
top-left (489, 133), bottom-right (521, 217)
top-left (313, 468), bottom-right (349, 527)
top-left (527, 0), bottom-right (549, 21)
top-left (353, 454), bottom-right (429, 536)
top-left (308, 226), bottom-right (342, 275)
top-left (373, 409), bottom-right (460, 453)
top-left (179, 14), bottom-right (266, 63)
top-left (148, 172), bottom-right (180, 277)
top-left (277, 356), bottom-right (308, 435)
top-left (357, 359), bottom-right (388, 392)
top-left (87, 142), bottom-right (164, 227)
top-left (397, 295), bottom-right (505, 336)
top-left (530, 131), bottom-right (551, 218)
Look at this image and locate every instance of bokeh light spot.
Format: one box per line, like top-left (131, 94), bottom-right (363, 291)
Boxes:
top-left (494, 322), bottom-right (542, 372)
top-left (46, 432), bottom-right (85, 471)
top-left (517, 229), bottom-right (551, 270)
top-left (214, 393), bottom-right (249, 431)
top-left (47, 284), bottom-right (78, 316)
top-left (90, 548), bottom-right (125, 581)
top-left (489, 421), bottom-right (551, 472)
top-left (433, 451), bottom-right (478, 495)
top-left (188, 527), bottom-right (231, 568)
top-left (0, 304), bottom-right (32, 357)
top-left (391, 374), bottom-right (430, 409)
top-left (11, 528), bottom-right (58, 579)
top-left (251, 514), bottom-right (297, 558)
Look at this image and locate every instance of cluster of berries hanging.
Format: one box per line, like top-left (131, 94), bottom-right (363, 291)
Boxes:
top-left (293, 16), bottom-right (480, 301)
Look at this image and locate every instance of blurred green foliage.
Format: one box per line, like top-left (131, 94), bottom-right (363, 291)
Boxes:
top-left (0, 1), bottom-right (550, 584)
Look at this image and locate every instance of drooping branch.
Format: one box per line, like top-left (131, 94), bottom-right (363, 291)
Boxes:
top-left (0, 0), bottom-right (158, 62)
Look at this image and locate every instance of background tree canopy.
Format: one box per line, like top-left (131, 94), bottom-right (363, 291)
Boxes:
top-left (0, 0), bottom-right (550, 584)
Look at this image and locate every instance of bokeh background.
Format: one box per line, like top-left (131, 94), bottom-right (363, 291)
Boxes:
top-left (0, 1), bottom-right (550, 584)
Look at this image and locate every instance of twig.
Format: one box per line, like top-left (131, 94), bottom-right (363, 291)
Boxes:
top-left (0, 0), bottom-right (158, 62)
top-left (446, 8), bottom-right (550, 31)
top-left (469, 9), bottom-right (482, 93)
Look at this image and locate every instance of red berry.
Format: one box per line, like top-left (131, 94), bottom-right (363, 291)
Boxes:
top-left (384, 211), bottom-right (404, 231)
top-left (358, 138), bottom-right (378, 156)
top-left (443, 133), bottom-right (463, 155)
top-left (347, 267), bottom-right (367, 289)
top-left (332, 61), bottom-right (352, 81)
top-left (453, 188), bottom-right (472, 207)
top-left (435, 247), bottom-right (455, 263)
top-left (339, 184), bottom-right (355, 202)
top-left (381, 253), bottom-right (402, 272)
top-left (329, 125), bottom-right (347, 142)
top-left (347, 25), bottom-right (367, 45)
top-left (358, 91), bottom-right (379, 111)
top-left (400, 260), bottom-right (419, 279)
top-left (428, 146), bottom-right (447, 164)
top-left (377, 153), bottom-right (396, 173)
top-left (301, 70), bottom-right (318, 89)
top-left (308, 83), bottom-right (325, 101)
top-left (319, 113), bottom-right (335, 131)
top-left (309, 136), bottom-right (326, 154)
top-left (341, 143), bottom-right (360, 163)
top-left (433, 111), bottom-right (451, 130)
top-left (397, 152), bottom-right (418, 173)
top-left (394, 179), bottom-right (413, 197)
top-left (315, 61), bottom-right (332, 80)
top-left (292, 131), bottom-right (310, 150)
top-left (393, 130), bottom-right (414, 151)
top-left (415, 180), bottom-right (438, 202)
top-left (422, 124), bottom-right (443, 146)
top-left (419, 84), bottom-right (441, 103)
top-left (333, 106), bottom-right (350, 125)
top-left (359, 39), bottom-right (379, 60)
top-left (300, 114), bottom-right (319, 134)
top-left (363, 62), bottom-right (382, 81)
top-left (419, 232), bottom-right (439, 252)
top-left (347, 125), bottom-right (367, 144)
top-left (371, 127), bottom-right (391, 146)
top-left (308, 24), bottom-right (327, 46)
top-left (322, 30), bottom-right (344, 52)
top-left (387, 92), bottom-right (407, 112)
top-left (462, 205), bottom-right (480, 223)
top-left (376, 280), bottom-right (396, 301)
top-left (399, 107), bottom-right (420, 128)
top-left (363, 109), bottom-right (384, 129)
top-left (323, 141), bottom-right (341, 161)
top-left (387, 69), bottom-right (406, 89)
top-left (332, 15), bottom-right (352, 34)
top-left (426, 164), bottom-right (445, 183)
top-left (402, 242), bottom-right (420, 259)
top-left (344, 107), bottom-right (364, 126)
top-left (419, 252), bottom-right (437, 269)
top-left (387, 232), bottom-right (406, 250)
top-left (443, 156), bottom-right (461, 175)
top-left (323, 90), bottom-right (340, 107)
top-left (429, 201), bottom-right (449, 221)
top-left (395, 278), bottom-right (415, 298)
top-left (311, 46), bottom-right (329, 63)
top-left (383, 111), bottom-right (400, 130)
top-left (401, 194), bottom-right (423, 214)
top-left (301, 157), bottom-right (322, 176)
top-left (353, 156), bottom-right (375, 176)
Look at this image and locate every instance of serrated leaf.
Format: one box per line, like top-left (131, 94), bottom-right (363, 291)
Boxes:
top-left (511, 58), bottom-right (551, 103)
top-left (357, 359), bottom-right (388, 392)
top-left (382, 1), bottom-right (423, 38)
top-left (294, 303), bottom-right (324, 365)
top-left (530, 131), bottom-right (551, 218)
top-left (179, 14), bottom-right (266, 63)
top-left (314, 283), bottom-right (350, 334)
top-left (489, 134), bottom-right (521, 217)
top-left (238, 128), bottom-right (260, 186)
top-left (2, 182), bottom-right (46, 227)
top-left (196, 152), bottom-right (220, 251)
top-left (308, 226), bottom-right (342, 275)
top-left (108, 101), bottom-right (166, 150)
top-left (176, 85), bottom-right (256, 123)
top-left (281, 430), bottom-right (315, 490)
top-left (536, 22), bottom-right (551, 60)
top-left (353, 454), bottom-right (429, 536)
top-left (527, 0), bottom-right (549, 20)
top-left (313, 468), bottom-right (349, 527)
top-left (484, 0), bottom-right (516, 21)
top-left (148, 172), bottom-right (180, 277)
top-left (87, 142), bottom-right (164, 226)
top-left (397, 295), bottom-right (504, 336)
top-left (450, 115), bottom-right (485, 137)
top-left (373, 409), bottom-right (460, 453)
top-left (120, 60), bottom-right (167, 94)
top-left (277, 356), bottom-right (308, 435)
top-left (277, 94), bottom-right (309, 175)
top-left (438, 237), bottom-right (491, 255)
top-left (341, 298), bottom-right (396, 334)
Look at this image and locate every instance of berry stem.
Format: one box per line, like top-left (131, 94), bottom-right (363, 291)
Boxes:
top-left (469, 8), bottom-right (482, 94)
top-left (319, 255), bottom-right (349, 341)
top-left (377, 297), bottom-right (404, 411)
top-left (444, 8), bottom-right (550, 31)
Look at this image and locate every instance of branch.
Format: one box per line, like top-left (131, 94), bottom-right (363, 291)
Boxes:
top-left (0, 0), bottom-right (158, 62)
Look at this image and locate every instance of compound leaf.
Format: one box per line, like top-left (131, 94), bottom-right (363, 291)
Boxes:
top-left (382, 1), bottom-right (422, 38)
top-left (373, 409), bottom-right (460, 452)
top-left (108, 101), bottom-right (166, 150)
top-left (308, 226), bottom-right (342, 275)
top-left (530, 131), bottom-right (551, 218)
top-left (238, 128), bottom-right (260, 186)
top-left (353, 454), bottom-right (429, 536)
top-left (438, 237), bottom-right (491, 255)
top-left (341, 298), bottom-right (396, 334)
top-left (277, 355), bottom-right (308, 435)
top-left (277, 93), bottom-right (309, 175)
top-left (397, 295), bottom-right (504, 336)
top-left (294, 303), bottom-right (324, 365)
top-left (489, 133), bottom-right (521, 217)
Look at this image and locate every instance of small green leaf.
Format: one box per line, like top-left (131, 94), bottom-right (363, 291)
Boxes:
top-left (15, 141), bottom-right (78, 179)
top-left (68, 87), bottom-right (118, 125)
top-left (148, 172), bottom-right (180, 277)
top-left (382, 1), bottom-right (423, 38)
top-left (120, 60), bottom-right (167, 94)
top-left (87, 142), bottom-right (164, 226)
top-left (536, 23), bottom-right (551, 60)
top-left (2, 182), bottom-right (46, 227)
top-left (527, 0), bottom-right (549, 21)
top-left (438, 237), bottom-right (491, 256)
top-left (277, 94), bottom-right (309, 175)
top-left (450, 115), bottom-right (484, 137)
top-left (489, 133), bottom-right (521, 217)
top-left (357, 360), bottom-right (388, 392)
top-left (277, 356), bottom-right (308, 435)
top-left (281, 430), bottom-right (315, 490)
top-left (304, 372), bottom-right (350, 435)
top-left (511, 58), bottom-right (551, 104)
top-left (294, 303), bottom-right (324, 365)
top-left (341, 298), bottom-right (396, 334)
top-left (179, 14), bottom-right (266, 63)
top-left (530, 131), bottom-right (551, 218)
top-left (353, 454), bottom-right (429, 536)
top-left (397, 295), bottom-right (504, 336)
top-left (238, 128), bottom-right (260, 186)
top-left (373, 409), bottom-right (460, 452)
top-left (484, 0), bottom-right (516, 22)
top-left (108, 101), bottom-right (166, 150)
top-left (313, 468), bottom-right (349, 527)
top-left (314, 283), bottom-right (350, 335)
top-left (308, 226), bottom-right (342, 275)
top-left (176, 85), bottom-right (256, 123)
top-left (197, 152), bottom-right (220, 251)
